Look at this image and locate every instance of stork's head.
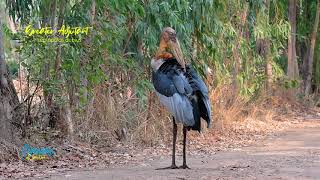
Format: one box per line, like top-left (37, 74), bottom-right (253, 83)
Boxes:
top-left (156, 27), bottom-right (186, 70)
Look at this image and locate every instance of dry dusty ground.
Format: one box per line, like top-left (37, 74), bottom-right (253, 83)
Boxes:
top-left (46, 120), bottom-right (320, 180)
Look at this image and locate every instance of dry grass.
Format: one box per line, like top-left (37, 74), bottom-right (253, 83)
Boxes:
top-left (209, 83), bottom-right (248, 130)
top-left (70, 81), bottom-right (304, 150)
top-left (14, 77), bottom-right (318, 152)
top-left (73, 84), bottom-right (172, 147)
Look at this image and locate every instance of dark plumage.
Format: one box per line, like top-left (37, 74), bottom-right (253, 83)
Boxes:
top-left (152, 58), bottom-right (211, 131)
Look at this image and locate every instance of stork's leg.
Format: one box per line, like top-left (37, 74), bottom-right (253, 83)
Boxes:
top-left (171, 117), bottom-right (178, 168)
top-left (179, 126), bottom-right (190, 169)
top-left (156, 117), bottom-right (178, 170)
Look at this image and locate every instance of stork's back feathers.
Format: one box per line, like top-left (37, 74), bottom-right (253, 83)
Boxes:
top-left (152, 58), bottom-right (212, 131)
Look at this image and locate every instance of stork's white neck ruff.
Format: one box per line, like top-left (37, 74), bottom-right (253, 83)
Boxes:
top-left (151, 58), bottom-right (165, 72)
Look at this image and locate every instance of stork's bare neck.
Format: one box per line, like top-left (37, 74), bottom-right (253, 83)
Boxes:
top-left (152, 27), bottom-right (186, 71)
top-left (151, 58), bottom-right (164, 71)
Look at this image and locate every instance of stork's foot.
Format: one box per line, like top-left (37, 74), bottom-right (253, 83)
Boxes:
top-left (179, 164), bottom-right (190, 169)
top-left (156, 164), bottom-right (178, 170)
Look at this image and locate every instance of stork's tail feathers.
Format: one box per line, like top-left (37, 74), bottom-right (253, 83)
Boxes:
top-left (190, 95), bottom-right (201, 132)
top-left (188, 91), bottom-right (211, 132)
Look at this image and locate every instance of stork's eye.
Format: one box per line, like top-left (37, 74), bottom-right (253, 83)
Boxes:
top-left (168, 32), bottom-right (176, 37)
top-left (166, 31), bottom-right (174, 35)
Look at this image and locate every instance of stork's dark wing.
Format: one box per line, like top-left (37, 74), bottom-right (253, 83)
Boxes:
top-left (186, 65), bottom-right (212, 128)
top-left (152, 70), bottom-right (192, 96)
top-left (152, 59), bottom-right (212, 130)
top-left (152, 67), bottom-right (195, 127)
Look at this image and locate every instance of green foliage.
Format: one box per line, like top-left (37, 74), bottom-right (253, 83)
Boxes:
top-left (6, 60), bottom-right (19, 78)
top-left (5, 0), bottom-right (320, 108)
top-left (278, 77), bottom-right (300, 89)
top-left (314, 41), bottom-right (320, 87)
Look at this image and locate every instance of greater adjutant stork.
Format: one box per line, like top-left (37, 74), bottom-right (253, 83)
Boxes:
top-left (151, 27), bottom-right (212, 169)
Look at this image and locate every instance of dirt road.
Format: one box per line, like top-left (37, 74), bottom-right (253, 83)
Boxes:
top-left (47, 126), bottom-right (320, 180)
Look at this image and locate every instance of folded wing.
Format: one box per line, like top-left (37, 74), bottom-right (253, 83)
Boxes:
top-left (152, 68), bottom-right (195, 127)
top-left (152, 59), bottom-right (212, 130)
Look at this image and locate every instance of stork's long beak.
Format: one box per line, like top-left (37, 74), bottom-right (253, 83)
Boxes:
top-left (169, 38), bottom-right (186, 71)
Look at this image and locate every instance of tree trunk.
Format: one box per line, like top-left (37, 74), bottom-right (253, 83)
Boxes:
top-left (287, 0), bottom-right (299, 80)
top-left (315, 52), bottom-right (320, 95)
top-left (231, 3), bottom-right (249, 95)
top-left (79, 0), bottom-right (96, 104)
top-left (0, 19), bottom-right (19, 143)
top-left (264, 0), bottom-right (272, 92)
top-left (305, 0), bottom-right (320, 94)
top-left (49, 0), bottom-right (74, 140)
top-left (43, 0), bottom-right (57, 110)
top-left (265, 43), bottom-right (272, 91)
top-left (256, 0), bottom-right (272, 92)
top-left (54, 0), bottom-right (65, 80)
